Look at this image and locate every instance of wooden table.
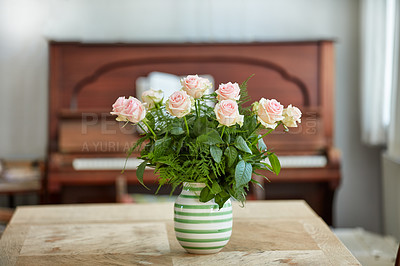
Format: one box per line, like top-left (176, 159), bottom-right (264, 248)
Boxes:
top-left (0, 200), bottom-right (360, 265)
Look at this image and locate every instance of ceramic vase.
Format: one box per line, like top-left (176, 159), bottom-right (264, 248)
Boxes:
top-left (174, 182), bottom-right (233, 254)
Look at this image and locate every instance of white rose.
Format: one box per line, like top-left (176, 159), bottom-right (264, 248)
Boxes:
top-left (141, 89), bottom-right (163, 109)
top-left (282, 104), bottom-right (302, 127)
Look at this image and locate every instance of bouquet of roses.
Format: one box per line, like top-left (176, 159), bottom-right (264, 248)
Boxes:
top-left (111, 75), bottom-right (301, 208)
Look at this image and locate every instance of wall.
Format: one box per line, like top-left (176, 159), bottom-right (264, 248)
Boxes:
top-left (0, 0), bottom-right (383, 232)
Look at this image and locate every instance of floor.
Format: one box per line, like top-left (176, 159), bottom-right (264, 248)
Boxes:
top-left (333, 227), bottom-right (399, 266)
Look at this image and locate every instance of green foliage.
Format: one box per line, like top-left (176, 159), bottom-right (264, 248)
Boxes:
top-left (170, 127), bottom-right (184, 135)
top-left (136, 160), bottom-right (149, 189)
top-left (224, 146), bottom-right (238, 167)
top-left (126, 75), bottom-right (284, 209)
top-left (200, 186), bottom-right (214, 202)
top-left (268, 153), bottom-right (281, 175)
top-left (257, 136), bottom-right (267, 151)
top-left (238, 74), bottom-right (254, 112)
top-left (234, 136), bottom-right (252, 154)
top-left (197, 129), bottom-right (223, 145)
top-left (210, 146), bottom-right (223, 163)
top-left (235, 160), bottom-right (252, 187)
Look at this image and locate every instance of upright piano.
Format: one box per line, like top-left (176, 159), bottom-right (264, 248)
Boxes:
top-left (46, 41), bottom-right (340, 224)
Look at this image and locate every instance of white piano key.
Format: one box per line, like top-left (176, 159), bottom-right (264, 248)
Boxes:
top-left (266, 155), bottom-right (327, 168)
top-left (73, 158), bottom-right (144, 171)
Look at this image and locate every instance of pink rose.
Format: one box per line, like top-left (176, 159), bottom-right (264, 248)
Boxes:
top-left (282, 104), bottom-right (302, 127)
top-left (214, 100), bottom-right (244, 127)
top-left (110, 96), bottom-right (146, 124)
top-left (166, 90), bottom-right (193, 118)
top-left (216, 82), bottom-right (240, 101)
top-left (181, 75), bottom-right (211, 99)
top-left (141, 89), bottom-right (163, 109)
top-left (111, 96), bottom-right (125, 113)
top-left (253, 98), bottom-right (284, 129)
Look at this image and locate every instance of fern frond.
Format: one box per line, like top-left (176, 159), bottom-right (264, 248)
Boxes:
top-left (239, 74), bottom-right (254, 112)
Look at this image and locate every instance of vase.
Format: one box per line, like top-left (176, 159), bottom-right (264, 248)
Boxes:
top-left (174, 182), bottom-right (233, 254)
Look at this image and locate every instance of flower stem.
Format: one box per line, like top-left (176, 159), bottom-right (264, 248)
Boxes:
top-left (184, 116), bottom-right (190, 137)
top-left (220, 126), bottom-right (226, 138)
top-left (195, 99), bottom-right (200, 117)
top-left (137, 122), bottom-right (146, 133)
top-left (141, 120), bottom-right (157, 139)
top-left (122, 121), bottom-right (130, 128)
top-left (249, 122), bottom-right (262, 136)
top-left (252, 128), bottom-right (274, 145)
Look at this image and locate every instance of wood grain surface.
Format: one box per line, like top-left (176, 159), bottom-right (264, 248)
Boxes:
top-left (0, 200), bottom-right (360, 265)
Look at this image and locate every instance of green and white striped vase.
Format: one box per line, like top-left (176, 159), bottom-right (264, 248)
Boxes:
top-left (174, 182), bottom-right (233, 254)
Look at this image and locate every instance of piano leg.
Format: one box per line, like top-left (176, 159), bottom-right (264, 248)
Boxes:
top-left (322, 184), bottom-right (335, 226)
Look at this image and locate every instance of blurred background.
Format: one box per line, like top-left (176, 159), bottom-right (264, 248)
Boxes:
top-left (0, 0), bottom-right (399, 264)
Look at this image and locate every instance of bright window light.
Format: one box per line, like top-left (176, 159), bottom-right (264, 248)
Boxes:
top-left (383, 0), bottom-right (396, 128)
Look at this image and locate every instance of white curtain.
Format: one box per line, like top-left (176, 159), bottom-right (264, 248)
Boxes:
top-left (360, 0), bottom-right (399, 146)
top-left (387, 0), bottom-right (400, 159)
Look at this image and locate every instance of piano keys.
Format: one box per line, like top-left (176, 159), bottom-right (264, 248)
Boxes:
top-left (70, 155), bottom-right (327, 171)
top-left (46, 40), bottom-right (340, 225)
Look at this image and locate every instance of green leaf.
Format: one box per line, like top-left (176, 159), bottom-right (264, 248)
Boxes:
top-left (234, 136), bottom-right (252, 154)
top-left (269, 153), bottom-right (281, 175)
top-left (224, 146), bottom-right (238, 167)
top-left (197, 134), bottom-right (209, 144)
top-left (253, 171), bottom-right (271, 182)
top-left (240, 74), bottom-right (254, 91)
top-left (154, 136), bottom-right (172, 158)
top-left (257, 136), bottom-right (267, 151)
top-left (210, 146), bottom-right (223, 163)
top-left (238, 74), bottom-right (254, 111)
top-left (200, 186), bottom-right (214, 202)
top-left (215, 190), bottom-right (230, 209)
top-left (250, 178), bottom-right (264, 189)
top-left (224, 132), bottom-right (231, 143)
top-left (260, 162), bottom-right (274, 173)
top-left (136, 160), bottom-right (150, 189)
top-left (170, 127), bottom-right (184, 135)
top-left (243, 115), bottom-right (258, 133)
top-left (235, 160), bottom-right (252, 187)
top-left (210, 182), bottom-right (222, 194)
top-left (193, 117), bottom-right (207, 136)
top-left (186, 116), bottom-right (196, 126)
top-left (197, 129), bottom-right (224, 145)
top-left (174, 136), bottom-right (185, 154)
